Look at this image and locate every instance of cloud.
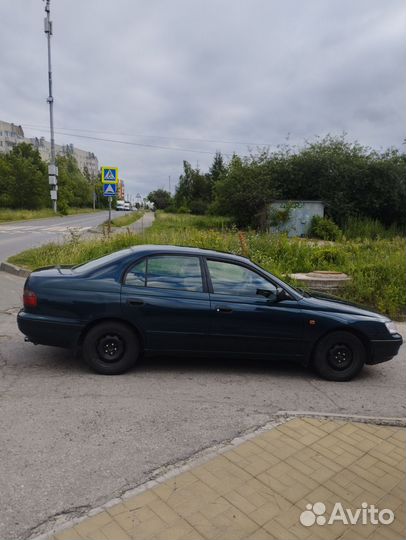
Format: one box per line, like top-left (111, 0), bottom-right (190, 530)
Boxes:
top-left (0, 0), bottom-right (404, 196)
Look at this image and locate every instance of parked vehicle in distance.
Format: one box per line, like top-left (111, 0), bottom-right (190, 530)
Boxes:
top-left (17, 246), bottom-right (403, 381)
top-left (124, 202), bottom-right (131, 211)
top-left (116, 200), bottom-right (125, 211)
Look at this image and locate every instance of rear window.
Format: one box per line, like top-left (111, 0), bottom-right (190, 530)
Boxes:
top-left (72, 249), bottom-right (132, 273)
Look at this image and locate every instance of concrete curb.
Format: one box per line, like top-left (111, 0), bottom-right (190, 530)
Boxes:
top-left (0, 261), bottom-right (30, 278)
top-left (276, 410), bottom-right (406, 427)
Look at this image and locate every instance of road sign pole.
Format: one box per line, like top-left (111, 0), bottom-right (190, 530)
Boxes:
top-left (108, 196), bottom-right (112, 234)
top-left (101, 166), bottom-right (118, 234)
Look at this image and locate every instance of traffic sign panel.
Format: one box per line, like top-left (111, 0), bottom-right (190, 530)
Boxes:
top-left (101, 166), bottom-right (118, 184)
top-left (103, 183), bottom-right (117, 196)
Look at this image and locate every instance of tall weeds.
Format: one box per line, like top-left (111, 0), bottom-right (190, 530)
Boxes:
top-left (9, 212), bottom-right (405, 319)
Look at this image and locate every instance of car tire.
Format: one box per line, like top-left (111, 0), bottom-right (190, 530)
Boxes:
top-left (82, 321), bottom-right (139, 375)
top-left (313, 331), bottom-right (366, 381)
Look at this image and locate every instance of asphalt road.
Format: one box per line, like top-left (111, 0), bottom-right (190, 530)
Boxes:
top-left (0, 271), bottom-right (404, 540)
top-left (0, 211), bottom-right (110, 262)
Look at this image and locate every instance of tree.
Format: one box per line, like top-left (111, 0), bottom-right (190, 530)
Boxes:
top-left (270, 135), bottom-right (406, 227)
top-left (56, 155), bottom-right (93, 209)
top-left (0, 143), bottom-right (102, 211)
top-left (0, 154), bottom-right (15, 208)
top-left (208, 151), bottom-right (226, 185)
top-left (213, 151), bottom-right (278, 228)
top-left (147, 188), bottom-right (172, 209)
top-left (2, 143), bottom-right (48, 209)
top-left (94, 182), bottom-right (111, 208)
top-left (174, 161), bottom-right (211, 213)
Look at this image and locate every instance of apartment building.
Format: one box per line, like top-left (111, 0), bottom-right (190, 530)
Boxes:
top-left (0, 120), bottom-right (25, 151)
top-left (30, 138), bottom-right (99, 177)
top-left (0, 120), bottom-right (99, 177)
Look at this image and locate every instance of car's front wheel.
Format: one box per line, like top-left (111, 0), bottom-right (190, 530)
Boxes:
top-left (82, 321), bottom-right (139, 375)
top-left (313, 331), bottom-right (366, 381)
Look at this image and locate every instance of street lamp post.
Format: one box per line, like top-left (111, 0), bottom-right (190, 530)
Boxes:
top-left (44, 0), bottom-right (58, 212)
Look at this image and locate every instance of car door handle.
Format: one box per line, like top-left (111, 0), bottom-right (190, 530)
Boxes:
top-left (127, 299), bottom-right (144, 306)
top-left (215, 306), bottom-right (233, 313)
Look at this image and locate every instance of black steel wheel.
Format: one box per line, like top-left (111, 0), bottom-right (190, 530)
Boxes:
top-left (313, 331), bottom-right (365, 381)
top-left (327, 343), bottom-right (353, 371)
top-left (96, 334), bottom-right (124, 363)
top-left (83, 321), bottom-right (139, 375)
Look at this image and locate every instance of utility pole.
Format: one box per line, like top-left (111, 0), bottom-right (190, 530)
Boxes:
top-left (44, 0), bottom-right (58, 212)
top-left (168, 175), bottom-right (171, 193)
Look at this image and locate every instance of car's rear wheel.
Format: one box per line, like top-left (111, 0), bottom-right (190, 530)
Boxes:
top-left (82, 321), bottom-right (139, 375)
top-left (313, 331), bottom-right (366, 381)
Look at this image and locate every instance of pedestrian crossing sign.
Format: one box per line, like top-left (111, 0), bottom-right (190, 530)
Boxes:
top-left (103, 183), bottom-right (117, 196)
top-left (101, 167), bottom-right (118, 184)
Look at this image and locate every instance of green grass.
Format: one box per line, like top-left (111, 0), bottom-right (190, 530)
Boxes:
top-left (110, 210), bottom-right (145, 227)
top-left (147, 213), bottom-right (234, 232)
top-left (0, 207), bottom-right (101, 223)
top-left (8, 212), bottom-right (405, 319)
top-left (341, 216), bottom-right (405, 240)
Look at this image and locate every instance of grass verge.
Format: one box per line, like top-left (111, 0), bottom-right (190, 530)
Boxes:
top-left (0, 207), bottom-right (101, 223)
top-left (8, 212), bottom-right (405, 319)
top-left (110, 210), bottom-right (145, 227)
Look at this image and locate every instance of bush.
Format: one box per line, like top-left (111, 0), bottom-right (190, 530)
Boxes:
top-left (147, 189), bottom-right (172, 210)
top-left (164, 204), bottom-right (178, 213)
top-left (58, 200), bottom-right (69, 215)
top-left (309, 216), bottom-right (341, 241)
top-left (176, 205), bottom-right (190, 214)
top-left (189, 199), bottom-right (209, 215)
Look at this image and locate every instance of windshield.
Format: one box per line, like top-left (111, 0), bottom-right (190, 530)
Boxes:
top-left (72, 249), bottom-right (132, 273)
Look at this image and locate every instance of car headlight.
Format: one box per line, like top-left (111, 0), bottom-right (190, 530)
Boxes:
top-left (385, 321), bottom-right (399, 335)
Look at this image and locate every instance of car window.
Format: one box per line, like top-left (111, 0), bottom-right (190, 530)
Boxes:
top-left (125, 259), bottom-right (146, 286)
top-left (207, 259), bottom-right (276, 297)
top-left (72, 249), bottom-right (133, 273)
top-left (125, 255), bottom-right (203, 292)
top-left (148, 256), bottom-right (203, 291)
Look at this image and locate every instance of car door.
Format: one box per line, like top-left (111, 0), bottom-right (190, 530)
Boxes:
top-left (205, 258), bottom-right (305, 360)
top-left (121, 254), bottom-right (211, 352)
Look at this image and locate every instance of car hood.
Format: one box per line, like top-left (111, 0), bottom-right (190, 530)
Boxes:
top-left (299, 292), bottom-right (389, 321)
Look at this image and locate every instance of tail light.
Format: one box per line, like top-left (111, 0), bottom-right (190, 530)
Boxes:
top-left (23, 289), bottom-right (38, 308)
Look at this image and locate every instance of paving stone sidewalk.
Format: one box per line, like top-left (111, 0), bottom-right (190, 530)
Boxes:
top-left (47, 418), bottom-right (405, 540)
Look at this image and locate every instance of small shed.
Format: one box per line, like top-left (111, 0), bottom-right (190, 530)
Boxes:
top-left (269, 200), bottom-right (325, 237)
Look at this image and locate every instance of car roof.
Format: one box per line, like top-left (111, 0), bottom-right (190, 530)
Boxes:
top-left (127, 244), bottom-right (250, 263)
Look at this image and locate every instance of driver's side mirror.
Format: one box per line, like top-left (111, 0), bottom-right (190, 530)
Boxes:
top-left (276, 287), bottom-right (292, 301)
top-left (256, 287), bottom-right (289, 302)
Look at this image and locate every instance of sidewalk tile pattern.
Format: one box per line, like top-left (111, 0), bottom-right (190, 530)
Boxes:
top-left (52, 418), bottom-right (405, 540)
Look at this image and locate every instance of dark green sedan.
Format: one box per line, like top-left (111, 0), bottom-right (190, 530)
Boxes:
top-left (17, 245), bottom-right (402, 381)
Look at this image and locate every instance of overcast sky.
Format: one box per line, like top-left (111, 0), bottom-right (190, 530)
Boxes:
top-left (0, 0), bottom-right (404, 197)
